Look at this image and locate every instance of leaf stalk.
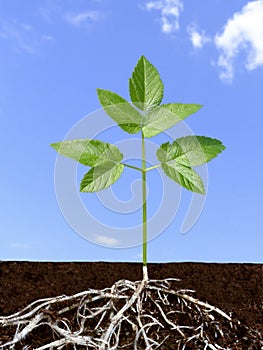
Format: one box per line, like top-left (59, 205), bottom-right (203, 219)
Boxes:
top-left (145, 164), bottom-right (162, 172)
top-left (122, 163), bottom-right (143, 172)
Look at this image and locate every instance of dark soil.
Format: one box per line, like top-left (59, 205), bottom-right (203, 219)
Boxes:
top-left (0, 261), bottom-right (262, 349)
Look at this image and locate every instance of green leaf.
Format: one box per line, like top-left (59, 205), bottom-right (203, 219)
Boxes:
top-left (129, 55), bottom-right (164, 112)
top-left (161, 161), bottom-right (205, 194)
top-left (157, 136), bottom-right (225, 193)
top-left (97, 89), bottom-right (142, 134)
top-left (142, 103), bottom-right (202, 138)
top-left (80, 162), bottom-right (124, 192)
top-left (51, 139), bottom-right (123, 166)
top-left (157, 136), bottom-right (225, 167)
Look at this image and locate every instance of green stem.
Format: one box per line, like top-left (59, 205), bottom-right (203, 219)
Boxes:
top-left (145, 164), bottom-right (162, 172)
top-left (141, 131), bottom-right (147, 267)
top-left (123, 163), bottom-right (143, 172)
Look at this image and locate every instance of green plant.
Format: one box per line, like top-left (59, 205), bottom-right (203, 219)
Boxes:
top-left (5, 56), bottom-right (259, 350)
top-left (51, 55), bottom-right (225, 273)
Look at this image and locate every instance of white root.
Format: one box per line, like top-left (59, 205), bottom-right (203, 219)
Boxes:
top-left (142, 265), bottom-right (148, 282)
top-left (177, 293), bottom-right (232, 321)
top-left (0, 274), bottom-right (261, 350)
top-left (99, 278), bottom-right (148, 350)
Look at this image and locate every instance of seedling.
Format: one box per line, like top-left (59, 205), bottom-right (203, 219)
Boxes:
top-left (8, 57), bottom-right (262, 350)
top-left (51, 55), bottom-right (225, 279)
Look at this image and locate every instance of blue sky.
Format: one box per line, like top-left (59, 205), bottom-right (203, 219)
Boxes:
top-left (1, 0), bottom-right (262, 263)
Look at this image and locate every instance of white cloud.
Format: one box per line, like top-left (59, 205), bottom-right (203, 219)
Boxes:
top-left (42, 34), bottom-right (55, 42)
top-left (10, 242), bottom-right (30, 249)
top-left (65, 11), bottom-right (104, 26)
top-left (215, 0), bottom-right (263, 83)
top-left (95, 235), bottom-right (120, 246)
top-left (0, 20), bottom-right (55, 54)
top-left (188, 24), bottom-right (210, 49)
top-left (144, 0), bottom-right (183, 34)
top-left (0, 20), bottom-right (37, 54)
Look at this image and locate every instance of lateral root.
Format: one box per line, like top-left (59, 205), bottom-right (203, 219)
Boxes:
top-left (0, 277), bottom-right (262, 349)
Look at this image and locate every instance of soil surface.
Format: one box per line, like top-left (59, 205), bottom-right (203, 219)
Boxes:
top-left (0, 261), bottom-right (262, 348)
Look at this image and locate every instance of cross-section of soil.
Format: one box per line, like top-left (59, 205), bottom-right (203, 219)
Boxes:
top-left (0, 262), bottom-right (262, 348)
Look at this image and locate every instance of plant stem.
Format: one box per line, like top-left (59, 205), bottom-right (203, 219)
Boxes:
top-left (141, 131), bottom-right (147, 267)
